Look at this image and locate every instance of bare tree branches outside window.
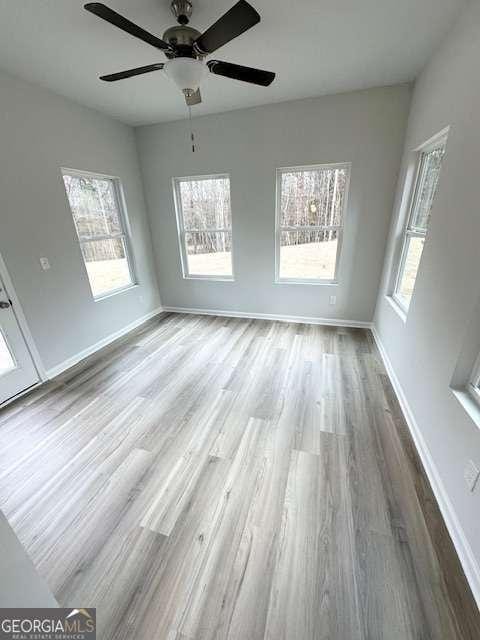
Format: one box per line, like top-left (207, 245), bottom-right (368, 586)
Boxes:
top-left (394, 139), bottom-right (446, 310)
top-left (62, 171), bottom-right (135, 298)
top-left (174, 175), bottom-right (233, 278)
top-left (277, 165), bottom-right (350, 281)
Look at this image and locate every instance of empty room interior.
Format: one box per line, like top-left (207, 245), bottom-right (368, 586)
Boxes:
top-left (1, 0), bottom-right (480, 637)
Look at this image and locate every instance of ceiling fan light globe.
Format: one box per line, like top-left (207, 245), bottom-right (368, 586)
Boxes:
top-left (164, 57), bottom-right (207, 93)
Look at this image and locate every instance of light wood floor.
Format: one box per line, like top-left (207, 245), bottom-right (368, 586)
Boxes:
top-left (0, 313), bottom-right (479, 639)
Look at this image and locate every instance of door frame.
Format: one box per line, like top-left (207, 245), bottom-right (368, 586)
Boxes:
top-left (0, 250), bottom-right (47, 386)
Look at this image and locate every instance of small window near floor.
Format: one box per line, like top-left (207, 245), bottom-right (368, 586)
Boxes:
top-left (173, 174), bottom-right (233, 280)
top-left (275, 163), bottom-right (350, 283)
top-left (62, 169), bottom-right (136, 299)
top-left (393, 132), bottom-right (447, 312)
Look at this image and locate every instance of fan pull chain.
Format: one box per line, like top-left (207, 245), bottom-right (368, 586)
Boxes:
top-left (188, 104), bottom-right (195, 153)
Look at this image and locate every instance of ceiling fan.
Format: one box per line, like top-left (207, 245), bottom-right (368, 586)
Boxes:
top-left (84, 0), bottom-right (276, 106)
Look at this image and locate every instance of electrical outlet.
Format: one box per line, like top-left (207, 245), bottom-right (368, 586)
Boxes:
top-left (464, 460), bottom-right (480, 493)
top-left (39, 257), bottom-right (51, 271)
top-left (329, 295), bottom-right (336, 306)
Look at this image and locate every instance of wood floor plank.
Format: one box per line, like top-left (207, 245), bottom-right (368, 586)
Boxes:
top-left (140, 389), bottom-right (237, 535)
top-left (358, 531), bottom-right (427, 640)
top-left (265, 443), bottom-right (362, 640)
top-left (111, 454), bottom-right (233, 639)
top-left (178, 417), bottom-right (270, 639)
top-left (0, 314), bottom-right (477, 639)
top-left (215, 400), bottom-right (298, 639)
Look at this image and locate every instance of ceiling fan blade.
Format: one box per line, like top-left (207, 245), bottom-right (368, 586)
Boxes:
top-left (100, 63), bottom-right (164, 82)
top-left (194, 0), bottom-right (260, 55)
top-left (84, 3), bottom-right (171, 51)
top-left (185, 89), bottom-right (202, 106)
top-left (207, 60), bottom-right (275, 86)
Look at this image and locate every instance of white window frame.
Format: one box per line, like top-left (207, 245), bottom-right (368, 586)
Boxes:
top-left (275, 162), bottom-right (351, 285)
top-left (392, 129), bottom-right (448, 313)
top-left (61, 167), bottom-right (137, 300)
top-left (172, 173), bottom-right (234, 281)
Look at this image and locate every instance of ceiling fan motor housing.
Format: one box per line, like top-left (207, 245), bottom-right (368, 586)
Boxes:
top-left (162, 25), bottom-right (202, 58)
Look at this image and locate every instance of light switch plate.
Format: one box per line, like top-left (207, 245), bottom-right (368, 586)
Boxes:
top-left (39, 257), bottom-right (51, 271)
top-left (464, 460), bottom-right (480, 493)
top-left (329, 295), bottom-right (336, 306)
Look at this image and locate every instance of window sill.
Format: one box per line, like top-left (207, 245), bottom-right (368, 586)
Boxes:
top-left (451, 387), bottom-right (480, 431)
top-left (183, 276), bottom-right (235, 283)
top-left (275, 278), bottom-right (338, 286)
top-left (385, 294), bottom-right (407, 323)
top-left (93, 283), bottom-right (139, 302)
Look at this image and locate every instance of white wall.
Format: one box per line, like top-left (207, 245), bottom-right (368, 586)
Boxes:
top-left (0, 510), bottom-right (57, 607)
top-left (374, 1), bottom-right (480, 601)
top-left (0, 69), bottom-right (161, 373)
top-left (136, 86), bottom-right (411, 322)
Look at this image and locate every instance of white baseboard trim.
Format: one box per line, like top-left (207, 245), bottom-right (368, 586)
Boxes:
top-left (372, 325), bottom-right (480, 609)
top-left (163, 306), bottom-right (373, 329)
top-left (46, 307), bottom-right (164, 380)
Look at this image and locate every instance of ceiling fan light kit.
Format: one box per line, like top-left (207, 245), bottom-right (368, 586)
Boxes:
top-left (84, 0), bottom-right (276, 104)
top-left (164, 57), bottom-right (208, 95)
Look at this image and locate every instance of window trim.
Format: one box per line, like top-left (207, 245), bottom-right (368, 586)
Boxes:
top-left (61, 167), bottom-right (137, 300)
top-left (274, 162), bottom-right (351, 286)
top-left (392, 128), bottom-right (449, 313)
top-left (172, 173), bottom-right (235, 282)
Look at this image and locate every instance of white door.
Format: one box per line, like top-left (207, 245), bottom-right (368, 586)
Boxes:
top-left (0, 277), bottom-right (39, 405)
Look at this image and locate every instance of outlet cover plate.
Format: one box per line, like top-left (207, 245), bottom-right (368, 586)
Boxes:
top-left (39, 257), bottom-right (51, 271)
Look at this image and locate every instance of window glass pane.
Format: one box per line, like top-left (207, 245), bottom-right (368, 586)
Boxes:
top-left (185, 231), bottom-right (232, 277)
top-left (279, 229), bottom-right (338, 280)
top-left (0, 330), bottom-right (16, 377)
top-left (280, 168), bottom-right (347, 227)
top-left (179, 177), bottom-right (231, 231)
top-left (410, 146), bottom-right (445, 230)
top-left (396, 236), bottom-right (425, 308)
top-left (81, 237), bottom-right (133, 298)
top-left (62, 174), bottom-right (122, 240)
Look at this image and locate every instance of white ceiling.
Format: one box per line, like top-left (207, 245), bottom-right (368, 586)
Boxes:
top-left (0, 0), bottom-right (465, 126)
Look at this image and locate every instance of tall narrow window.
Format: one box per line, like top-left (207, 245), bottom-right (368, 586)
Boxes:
top-left (173, 174), bottom-right (233, 279)
top-left (275, 164), bottom-right (350, 283)
top-left (62, 170), bottom-right (135, 299)
top-left (393, 133), bottom-right (447, 311)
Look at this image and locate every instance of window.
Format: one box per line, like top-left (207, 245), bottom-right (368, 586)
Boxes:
top-left (275, 163), bottom-right (350, 283)
top-left (173, 174), bottom-right (233, 280)
top-left (393, 132), bottom-right (447, 311)
top-left (62, 169), bottom-right (135, 299)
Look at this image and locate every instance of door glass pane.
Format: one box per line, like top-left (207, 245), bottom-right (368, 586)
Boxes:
top-left (0, 330), bottom-right (16, 377)
top-left (81, 237), bottom-right (133, 298)
top-left (280, 168), bottom-right (347, 227)
top-left (410, 146), bottom-right (445, 231)
top-left (279, 229), bottom-right (339, 280)
top-left (185, 231), bottom-right (232, 277)
top-left (397, 236), bottom-right (425, 308)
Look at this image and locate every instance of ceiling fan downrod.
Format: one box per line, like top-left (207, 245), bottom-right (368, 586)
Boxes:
top-left (170, 0), bottom-right (193, 25)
